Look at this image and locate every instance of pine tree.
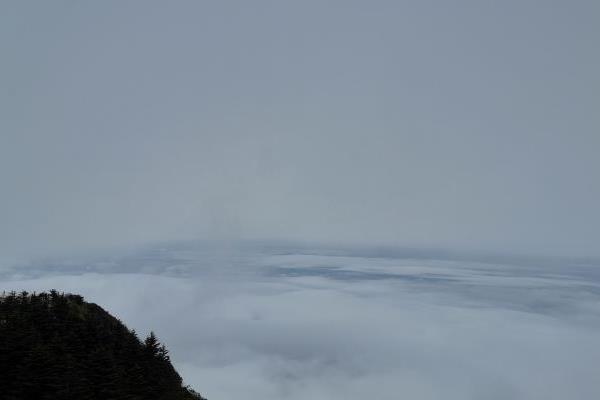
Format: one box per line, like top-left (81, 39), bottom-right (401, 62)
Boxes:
top-left (0, 292), bottom-right (207, 400)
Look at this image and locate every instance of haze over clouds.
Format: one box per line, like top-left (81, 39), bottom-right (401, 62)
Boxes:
top-left (2, 2), bottom-right (600, 399)
top-left (5, 244), bottom-right (600, 400)
top-left (2, 1), bottom-right (599, 262)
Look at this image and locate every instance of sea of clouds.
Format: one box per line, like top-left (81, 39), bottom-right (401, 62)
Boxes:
top-left (3, 242), bottom-right (600, 400)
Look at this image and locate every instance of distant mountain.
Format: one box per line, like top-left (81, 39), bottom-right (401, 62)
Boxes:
top-left (0, 290), bottom-right (206, 400)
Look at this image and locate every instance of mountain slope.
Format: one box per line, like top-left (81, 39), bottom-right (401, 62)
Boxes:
top-left (0, 290), bottom-right (205, 400)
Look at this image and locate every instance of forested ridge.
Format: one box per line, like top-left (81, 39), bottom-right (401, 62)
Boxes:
top-left (0, 290), bottom-right (206, 400)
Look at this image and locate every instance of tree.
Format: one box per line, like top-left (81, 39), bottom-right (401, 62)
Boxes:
top-left (0, 291), bottom-right (207, 400)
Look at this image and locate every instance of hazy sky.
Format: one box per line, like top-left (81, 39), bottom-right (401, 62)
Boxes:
top-left (2, 1), bottom-right (599, 261)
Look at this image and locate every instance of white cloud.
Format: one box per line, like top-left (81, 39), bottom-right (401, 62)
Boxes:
top-left (4, 247), bottom-right (600, 399)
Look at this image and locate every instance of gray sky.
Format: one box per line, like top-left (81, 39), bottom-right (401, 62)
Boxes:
top-left (2, 1), bottom-right (599, 261)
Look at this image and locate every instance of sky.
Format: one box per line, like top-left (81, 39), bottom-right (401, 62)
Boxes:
top-left (2, 4), bottom-right (600, 398)
top-left (2, 0), bottom-right (600, 262)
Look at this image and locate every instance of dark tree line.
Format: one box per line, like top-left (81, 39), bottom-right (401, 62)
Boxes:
top-left (0, 290), bottom-right (206, 400)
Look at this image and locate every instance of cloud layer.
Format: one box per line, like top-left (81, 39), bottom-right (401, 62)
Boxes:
top-left (5, 243), bottom-right (600, 399)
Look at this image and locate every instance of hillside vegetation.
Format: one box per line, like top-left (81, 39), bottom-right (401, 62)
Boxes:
top-left (0, 290), bottom-right (205, 400)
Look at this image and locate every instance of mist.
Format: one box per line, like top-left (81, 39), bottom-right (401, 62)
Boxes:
top-left (2, 1), bottom-right (599, 263)
top-left (2, 2), bottom-right (600, 399)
